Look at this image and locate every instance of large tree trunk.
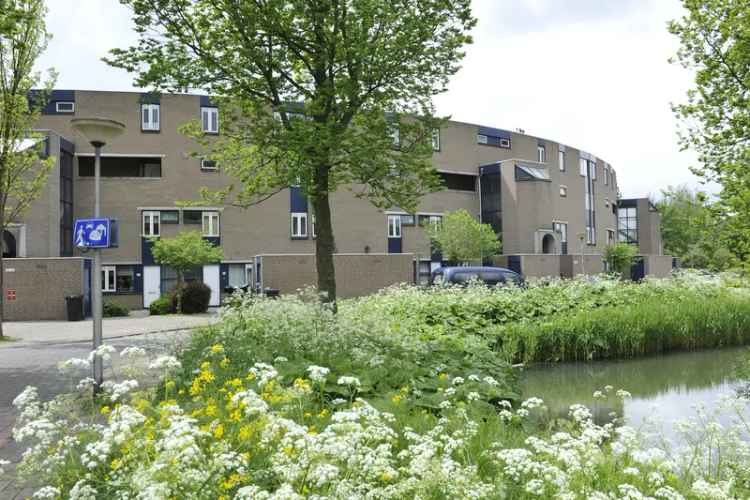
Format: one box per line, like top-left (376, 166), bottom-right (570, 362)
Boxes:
top-left (313, 164), bottom-right (337, 309)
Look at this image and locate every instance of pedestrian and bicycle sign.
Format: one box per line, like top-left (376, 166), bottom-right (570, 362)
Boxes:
top-left (74, 218), bottom-right (113, 248)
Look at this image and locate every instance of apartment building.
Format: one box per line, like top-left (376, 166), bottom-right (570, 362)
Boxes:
top-left (11, 89), bottom-right (669, 310)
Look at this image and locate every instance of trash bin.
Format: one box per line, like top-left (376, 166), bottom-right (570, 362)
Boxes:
top-left (264, 288), bottom-right (280, 299)
top-left (65, 295), bottom-right (84, 321)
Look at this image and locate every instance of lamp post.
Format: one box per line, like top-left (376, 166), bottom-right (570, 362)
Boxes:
top-left (71, 118), bottom-right (126, 392)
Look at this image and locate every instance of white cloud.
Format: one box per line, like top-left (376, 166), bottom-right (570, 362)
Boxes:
top-left (35, 0), bottom-right (703, 198)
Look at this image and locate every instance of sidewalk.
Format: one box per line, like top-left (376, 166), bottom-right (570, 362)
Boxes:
top-left (0, 311), bottom-right (220, 345)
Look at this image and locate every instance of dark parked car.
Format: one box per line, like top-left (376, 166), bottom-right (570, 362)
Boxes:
top-left (430, 266), bottom-right (524, 287)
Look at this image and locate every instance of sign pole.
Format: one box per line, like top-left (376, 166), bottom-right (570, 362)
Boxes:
top-left (92, 141), bottom-right (104, 392)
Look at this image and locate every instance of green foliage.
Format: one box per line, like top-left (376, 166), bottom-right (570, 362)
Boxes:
top-left (0, 0), bottom-right (56, 336)
top-left (426, 209), bottom-right (501, 263)
top-left (172, 281), bottom-right (211, 315)
top-left (604, 243), bottom-right (637, 278)
top-left (656, 185), bottom-right (739, 270)
top-left (102, 300), bottom-right (129, 318)
top-left (105, 0), bottom-right (476, 303)
top-left (669, 1), bottom-right (750, 264)
top-left (148, 294), bottom-right (174, 316)
top-left (151, 231), bottom-right (222, 313)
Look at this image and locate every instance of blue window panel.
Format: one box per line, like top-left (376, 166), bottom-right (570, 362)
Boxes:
top-left (387, 237), bottom-right (402, 254)
top-left (477, 126), bottom-right (511, 140)
top-left (507, 255), bottom-right (522, 275)
top-left (133, 265), bottom-right (144, 293)
top-left (140, 93), bottom-right (161, 104)
top-left (220, 263), bottom-right (230, 289)
top-left (203, 236), bottom-right (221, 247)
top-left (289, 186), bottom-right (308, 213)
top-left (479, 163), bottom-right (501, 175)
top-left (60, 136), bottom-right (75, 154)
top-left (36, 89), bottom-right (75, 115)
top-left (142, 237), bottom-right (156, 266)
top-left (200, 95), bottom-right (217, 108)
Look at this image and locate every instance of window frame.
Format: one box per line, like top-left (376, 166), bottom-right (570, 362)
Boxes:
top-left (559, 185), bottom-right (568, 197)
top-left (141, 103), bottom-right (160, 132)
top-left (202, 211), bottom-right (220, 237)
top-left (116, 265), bottom-right (136, 293)
top-left (291, 212), bottom-right (308, 238)
top-left (537, 145), bottom-right (546, 163)
top-left (432, 128), bottom-right (441, 151)
top-left (200, 159), bottom-right (218, 171)
top-left (558, 150), bottom-right (565, 171)
top-left (55, 101), bottom-right (75, 113)
top-left (102, 265), bottom-right (116, 292)
top-left (201, 106), bottom-right (219, 134)
top-left (142, 210), bottom-right (160, 237)
top-left (387, 214), bottom-right (402, 238)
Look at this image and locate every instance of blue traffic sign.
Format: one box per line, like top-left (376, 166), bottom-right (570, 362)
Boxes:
top-left (74, 218), bottom-right (111, 248)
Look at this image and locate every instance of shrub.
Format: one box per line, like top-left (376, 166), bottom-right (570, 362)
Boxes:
top-left (604, 242), bottom-right (638, 278)
top-left (173, 281), bottom-right (211, 314)
top-left (148, 294), bottom-right (174, 315)
top-left (102, 300), bottom-right (129, 317)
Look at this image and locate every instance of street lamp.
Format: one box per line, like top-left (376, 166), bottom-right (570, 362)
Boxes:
top-left (71, 118), bottom-right (126, 392)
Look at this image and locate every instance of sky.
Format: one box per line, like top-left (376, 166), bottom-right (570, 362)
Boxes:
top-left (35, 0), bottom-right (702, 199)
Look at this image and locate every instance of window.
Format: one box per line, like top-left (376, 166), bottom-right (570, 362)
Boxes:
top-left (55, 102), bottom-right (74, 113)
top-left (476, 134), bottom-right (488, 145)
top-left (439, 172), bottom-right (476, 191)
top-left (400, 214), bottom-right (416, 226)
top-left (141, 103), bottom-right (160, 131)
top-left (582, 158), bottom-right (596, 245)
top-left (499, 138), bottom-right (511, 148)
top-left (432, 129), bottom-right (441, 151)
top-left (183, 210), bottom-right (202, 224)
top-left (201, 107), bottom-right (219, 133)
top-left (387, 214), bottom-right (402, 238)
top-left (161, 210), bottom-right (179, 224)
top-left (618, 206), bottom-right (638, 244)
top-left (311, 213), bottom-right (316, 238)
top-left (604, 165), bottom-right (609, 185)
top-left (537, 146), bottom-right (546, 163)
top-left (291, 212), bottom-right (308, 238)
top-left (553, 222), bottom-right (568, 254)
top-left (162, 266), bottom-right (201, 293)
top-left (389, 126), bottom-right (400, 147)
top-left (560, 185), bottom-right (567, 197)
top-left (78, 157), bottom-right (162, 178)
top-left (116, 266), bottom-right (136, 293)
top-left (201, 159), bottom-right (217, 171)
top-left (228, 264), bottom-right (248, 288)
top-left (202, 211), bottom-right (220, 237)
top-left (102, 265), bottom-right (116, 292)
top-left (142, 211), bottom-right (160, 237)
top-left (559, 150), bottom-right (565, 171)
top-left (477, 127), bottom-right (511, 148)
top-left (515, 163), bottom-right (550, 181)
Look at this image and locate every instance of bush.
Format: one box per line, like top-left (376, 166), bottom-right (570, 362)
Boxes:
top-left (102, 300), bottom-right (129, 317)
top-left (149, 294), bottom-right (174, 315)
top-left (173, 281), bottom-right (211, 314)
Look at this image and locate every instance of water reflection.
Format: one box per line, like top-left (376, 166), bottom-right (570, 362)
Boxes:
top-left (521, 347), bottom-right (746, 427)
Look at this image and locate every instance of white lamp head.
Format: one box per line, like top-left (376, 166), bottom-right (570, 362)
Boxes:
top-left (71, 118), bottom-right (126, 148)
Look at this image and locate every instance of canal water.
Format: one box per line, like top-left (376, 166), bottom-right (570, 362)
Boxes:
top-left (520, 347), bottom-right (748, 431)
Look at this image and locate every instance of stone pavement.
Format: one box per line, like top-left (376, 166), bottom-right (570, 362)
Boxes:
top-left (0, 310), bottom-right (219, 345)
top-left (0, 313), bottom-right (216, 498)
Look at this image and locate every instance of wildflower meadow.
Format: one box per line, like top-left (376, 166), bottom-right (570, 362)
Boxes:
top-left (7, 272), bottom-right (750, 498)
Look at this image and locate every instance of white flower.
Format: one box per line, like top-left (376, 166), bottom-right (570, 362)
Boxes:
top-left (69, 481), bottom-right (97, 500)
top-left (439, 400), bottom-right (452, 409)
top-left (274, 356), bottom-right (288, 363)
top-left (58, 357), bottom-right (90, 373)
top-left (0, 459), bottom-right (10, 475)
top-left (524, 478), bottom-right (546, 496)
top-left (445, 387), bottom-right (457, 396)
top-left (149, 355), bottom-right (182, 371)
top-left (119, 346), bottom-right (146, 359)
top-left (616, 389), bottom-right (632, 399)
top-left (88, 344), bottom-right (116, 362)
top-left (623, 467), bottom-right (640, 476)
top-left (468, 374), bottom-right (481, 382)
top-left (467, 392), bottom-right (481, 402)
top-left (101, 379), bottom-right (138, 402)
top-left (483, 376), bottom-right (499, 386)
top-left (452, 376), bottom-right (465, 386)
top-left (249, 363), bottom-right (278, 387)
top-left (76, 377), bottom-right (96, 392)
top-left (306, 365), bottom-right (330, 383)
top-left (32, 486), bottom-right (61, 499)
top-left (337, 376), bottom-right (361, 388)
top-left (593, 390), bottom-right (605, 399)
top-left (521, 397), bottom-right (544, 410)
top-left (691, 479), bottom-right (731, 499)
top-left (232, 390), bottom-right (269, 416)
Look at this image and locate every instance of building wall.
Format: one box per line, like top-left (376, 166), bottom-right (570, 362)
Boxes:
top-left (259, 253), bottom-right (414, 298)
top-left (644, 255), bottom-right (672, 278)
top-left (636, 198), bottom-right (662, 256)
top-left (3, 257), bottom-right (87, 320)
top-left (22, 132), bottom-right (62, 257)
top-left (560, 254), bottom-right (605, 277)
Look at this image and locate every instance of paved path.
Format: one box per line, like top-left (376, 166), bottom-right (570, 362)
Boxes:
top-left (0, 311), bottom-right (219, 345)
top-left (0, 313), bottom-right (217, 497)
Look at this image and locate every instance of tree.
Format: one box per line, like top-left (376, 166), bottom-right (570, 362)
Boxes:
top-left (427, 209), bottom-right (500, 264)
top-left (604, 243), bottom-right (637, 279)
top-left (669, 0), bottom-right (750, 264)
top-left (150, 231), bottom-right (223, 313)
top-left (0, 0), bottom-right (55, 338)
top-left (655, 184), bottom-right (738, 270)
top-left (106, 0), bottom-right (475, 307)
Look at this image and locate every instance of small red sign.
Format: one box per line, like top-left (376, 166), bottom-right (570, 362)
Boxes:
top-left (6, 289), bottom-right (16, 301)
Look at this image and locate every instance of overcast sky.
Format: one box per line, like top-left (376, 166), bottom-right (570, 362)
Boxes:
top-left (36, 0), bottom-right (701, 199)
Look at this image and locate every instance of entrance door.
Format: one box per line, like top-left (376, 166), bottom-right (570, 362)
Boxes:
top-left (143, 266), bottom-right (161, 308)
top-left (203, 264), bottom-right (220, 306)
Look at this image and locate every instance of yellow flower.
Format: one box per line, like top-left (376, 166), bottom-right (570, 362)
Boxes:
top-left (241, 452), bottom-right (251, 461)
top-left (165, 380), bottom-right (176, 391)
top-left (205, 404), bottom-right (217, 417)
top-left (318, 409), bottom-right (329, 418)
top-left (100, 405), bottom-right (111, 415)
top-left (239, 425), bottom-right (253, 440)
top-left (214, 423), bottom-right (224, 439)
top-left (438, 373), bottom-right (448, 381)
top-left (211, 344), bottom-right (224, 353)
top-left (246, 372), bottom-right (256, 381)
top-left (391, 394), bottom-right (403, 404)
top-left (380, 472), bottom-right (393, 482)
top-left (219, 357), bottom-right (230, 368)
top-left (283, 445), bottom-right (295, 456)
top-left (110, 458), bottom-right (121, 470)
top-left (227, 378), bottom-right (243, 388)
top-left (230, 409), bottom-right (242, 422)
